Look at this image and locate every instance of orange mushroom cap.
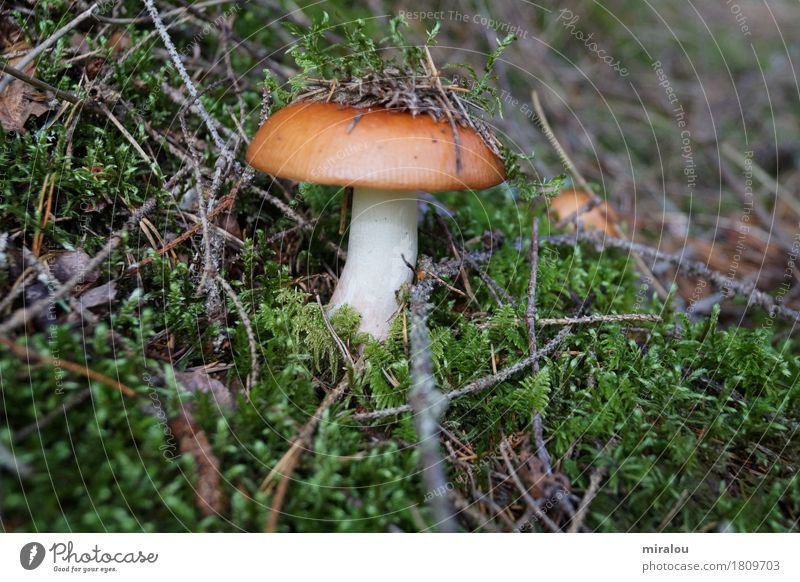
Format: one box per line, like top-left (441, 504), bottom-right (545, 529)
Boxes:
top-left (246, 102), bottom-right (506, 191)
top-left (549, 189), bottom-right (619, 235)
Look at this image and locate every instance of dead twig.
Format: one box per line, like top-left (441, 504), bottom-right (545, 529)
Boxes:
top-left (546, 231), bottom-right (800, 323)
top-left (143, 0), bottom-right (225, 150)
top-left (216, 275), bottom-right (259, 395)
top-left (315, 295), bottom-right (354, 368)
top-left (407, 270), bottom-right (457, 532)
top-left (352, 325), bottom-right (572, 421)
top-left (261, 369), bottom-right (356, 532)
top-left (0, 3), bottom-right (99, 92)
top-left (657, 488), bottom-right (690, 532)
top-left (98, 102), bottom-right (156, 167)
top-left (532, 91), bottom-right (668, 300)
top-left (0, 61), bottom-right (93, 108)
top-left (254, 186), bottom-right (346, 260)
top-left (525, 217), bottom-right (554, 476)
top-left (499, 439), bottom-right (561, 533)
top-left (526, 218), bottom-right (540, 375)
top-left (538, 313), bottom-right (663, 326)
top-left (568, 467), bottom-right (606, 533)
top-left (531, 90), bottom-right (594, 198)
top-left (127, 170), bottom-right (256, 274)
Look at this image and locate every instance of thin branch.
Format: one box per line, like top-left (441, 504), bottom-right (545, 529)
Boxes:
top-left (0, 61), bottom-right (93, 108)
top-left (142, 0), bottom-right (225, 150)
top-left (531, 91), bottom-right (668, 300)
top-left (499, 439), bottom-right (561, 533)
top-left (538, 313), bottom-right (663, 327)
top-left (407, 275), bottom-right (457, 532)
top-left (254, 185), bottom-right (346, 260)
top-left (568, 467), bottom-right (605, 533)
top-left (127, 173), bottom-right (252, 274)
top-left (722, 142), bottom-right (800, 218)
top-left (352, 325), bottom-right (572, 421)
top-left (546, 231), bottom-right (800, 323)
top-left (526, 218), bottom-right (540, 374)
top-left (525, 217), bottom-right (552, 475)
top-left (98, 102), bottom-right (155, 167)
top-left (260, 368), bottom-right (358, 532)
top-left (315, 294), bottom-right (354, 368)
top-left (0, 336), bottom-right (137, 397)
top-left (216, 275), bottom-right (260, 395)
top-left (657, 488), bottom-right (690, 532)
top-left (531, 90), bottom-right (594, 198)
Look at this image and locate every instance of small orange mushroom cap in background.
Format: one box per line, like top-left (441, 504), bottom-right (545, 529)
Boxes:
top-left (548, 189), bottom-right (619, 236)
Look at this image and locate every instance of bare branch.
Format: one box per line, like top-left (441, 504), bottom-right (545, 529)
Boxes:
top-left (538, 313), bottom-right (663, 327)
top-left (407, 275), bottom-right (457, 532)
top-left (499, 439), bottom-right (561, 533)
top-left (568, 467), bottom-right (605, 533)
top-left (546, 231), bottom-right (800, 323)
top-left (142, 0), bottom-right (225, 150)
top-left (216, 275), bottom-right (260, 394)
top-left (352, 325), bottom-right (572, 421)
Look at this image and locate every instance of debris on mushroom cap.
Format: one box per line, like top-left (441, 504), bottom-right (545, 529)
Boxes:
top-left (549, 189), bottom-right (619, 235)
top-left (294, 68), bottom-right (504, 158)
top-left (246, 102), bottom-right (506, 192)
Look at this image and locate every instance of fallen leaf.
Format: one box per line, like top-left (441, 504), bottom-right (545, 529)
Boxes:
top-left (215, 211), bottom-right (242, 240)
top-left (84, 58), bottom-right (104, 80)
top-left (175, 369), bottom-right (235, 410)
top-left (48, 250), bottom-right (99, 286)
top-left (169, 410), bottom-right (227, 516)
top-left (0, 29), bottom-right (50, 132)
top-left (108, 31), bottom-right (130, 54)
top-left (78, 281), bottom-right (117, 309)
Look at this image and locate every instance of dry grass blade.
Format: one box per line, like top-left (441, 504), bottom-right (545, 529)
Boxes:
top-left (261, 374), bottom-right (351, 532)
top-left (0, 336), bottom-right (137, 398)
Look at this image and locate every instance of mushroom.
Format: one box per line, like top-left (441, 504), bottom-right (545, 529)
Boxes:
top-left (549, 189), bottom-right (619, 235)
top-left (247, 102), bottom-right (505, 340)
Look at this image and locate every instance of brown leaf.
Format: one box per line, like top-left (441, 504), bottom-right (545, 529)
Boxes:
top-left (0, 42), bottom-right (50, 132)
top-left (169, 411), bottom-right (227, 517)
top-left (84, 58), bottom-right (105, 80)
top-left (175, 369), bottom-right (235, 410)
top-left (78, 281), bottom-right (117, 309)
top-left (215, 211), bottom-right (242, 240)
top-left (48, 250), bottom-right (99, 286)
top-left (518, 447), bottom-right (572, 500)
top-left (108, 31), bottom-right (131, 54)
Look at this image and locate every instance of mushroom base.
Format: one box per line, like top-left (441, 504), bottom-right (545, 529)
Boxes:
top-left (329, 187), bottom-right (418, 341)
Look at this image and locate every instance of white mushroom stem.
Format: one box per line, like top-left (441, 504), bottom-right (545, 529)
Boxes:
top-left (329, 187), bottom-right (418, 341)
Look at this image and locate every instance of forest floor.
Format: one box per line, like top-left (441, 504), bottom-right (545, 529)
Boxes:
top-left (1, 0), bottom-right (799, 532)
